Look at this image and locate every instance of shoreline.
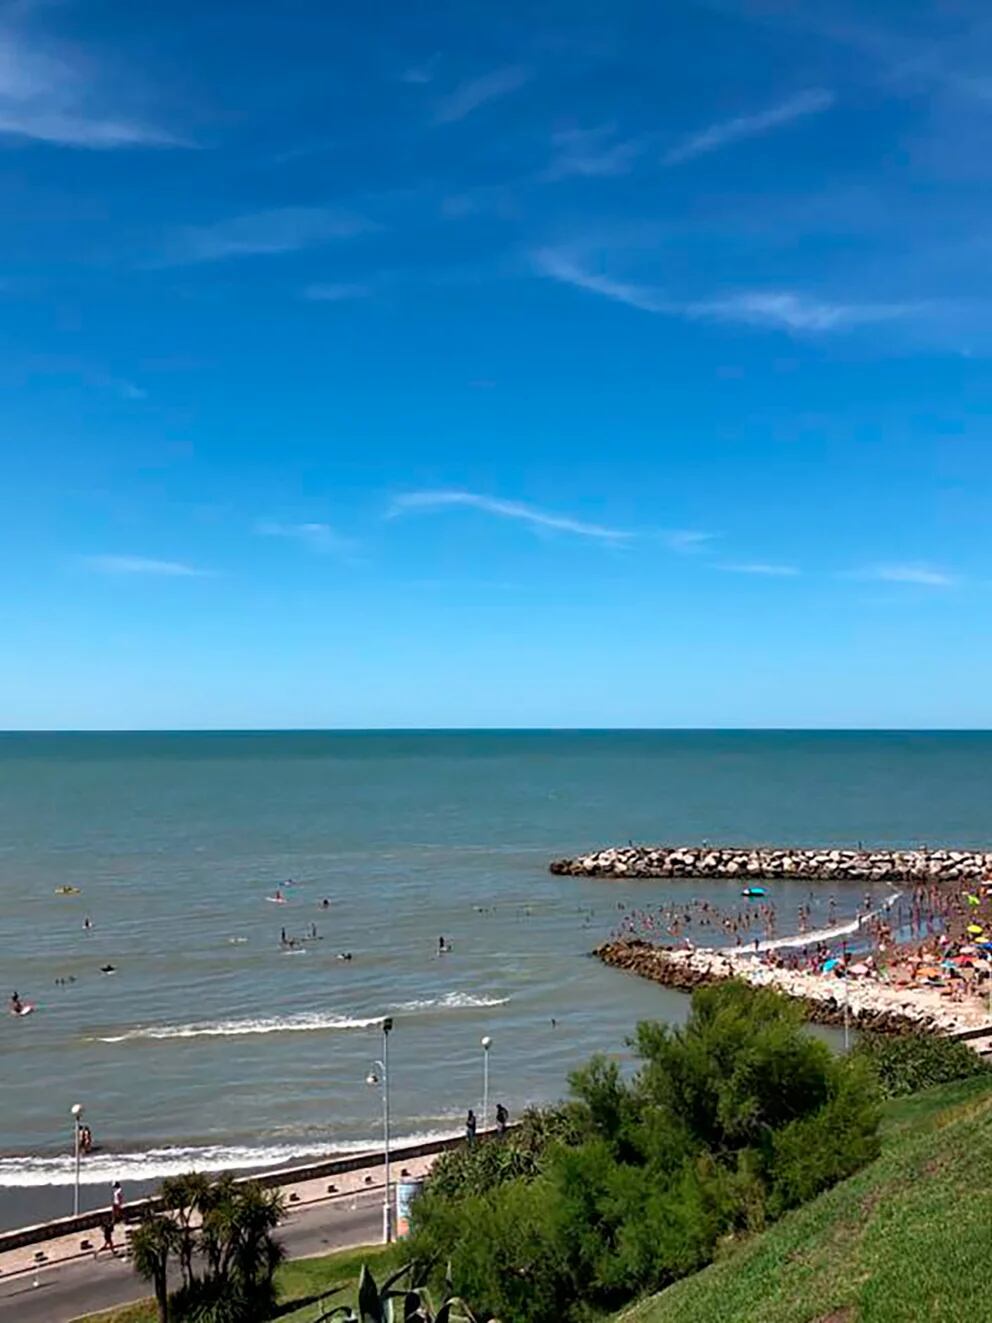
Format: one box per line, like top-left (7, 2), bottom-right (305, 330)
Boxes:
top-left (595, 939), bottom-right (992, 1041)
top-left (0, 1128), bottom-right (476, 1254)
top-left (724, 891), bottom-right (901, 953)
top-left (552, 843), bottom-right (992, 883)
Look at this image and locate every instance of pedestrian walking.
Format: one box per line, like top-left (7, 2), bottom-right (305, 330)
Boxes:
top-left (465, 1108), bottom-right (477, 1144)
top-left (100, 1215), bottom-right (116, 1255)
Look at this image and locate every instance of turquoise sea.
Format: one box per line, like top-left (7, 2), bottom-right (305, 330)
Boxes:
top-left (2, 730), bottom-right (991, 1228)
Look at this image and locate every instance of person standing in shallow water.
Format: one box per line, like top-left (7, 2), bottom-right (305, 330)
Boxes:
top-left (496, 1102), bottom-right (509, 1134)
top-left (465, 1109), bottom-right (477, 1144)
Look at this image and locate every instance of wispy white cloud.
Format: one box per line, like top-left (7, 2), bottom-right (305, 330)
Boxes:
top-left (164, 208), bottom-right (375, 265)
top-left (255, 520), bottom-right (348, 553)
top-left (856, 563), bottom-right (957, 587)
top-left (719, 562), bottom-right (801, 577)
top-left (663, 530), bottom-right (717, 554)
top-left (684, 291), bottom-right (915, 332)
top-left (0, 26), bottom-right (180, 148)
top-left (389, 490), bottom-right (630, 542)
top-left (663, 89), bottom-right (835, 166)
top-left (797, 15), bottom-right (992, 105)
top-left (90, 373), bottom-right (146, 401)
top-left (544, 124), bottom-right (642, 180)
top-left (401, 53), bottom-right (440, 85)
top-left (534, 249), bottom-right (665, 313)
top-left (534, 250), bottom-right (915, 334)
top-left (82, 555), bottom-right (207, 577)
top-left (433, 65), bottom-right (530, 124)
top-left (303, 282), bottom-right (372, 302)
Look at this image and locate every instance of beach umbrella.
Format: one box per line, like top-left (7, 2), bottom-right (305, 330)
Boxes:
top-left (967, 893), bottom-right (981, 906)
top-left (968, 923), bottom-right (985, 935)
top-left (822, 957), bottom-right (841, 972)
top-left (849, 962), bottom-right (870, 976)
top-left (915, 965), bottom-right (943, 979)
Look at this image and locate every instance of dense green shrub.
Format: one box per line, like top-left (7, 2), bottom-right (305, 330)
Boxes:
top-left (409, 981), bottom-right (881, 1323)
top-left (426, 1105), bottom-right (582, 1202)
top-left (852, 1031), bottom-right (990, 1098)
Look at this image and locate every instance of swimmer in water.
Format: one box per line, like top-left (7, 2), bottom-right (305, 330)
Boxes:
top-left (83, 916), bottom-right (92, 931)
top-left (321, 898), bottom-right (330, 909)
top-left (10, 991), bottom-right (23, 1014)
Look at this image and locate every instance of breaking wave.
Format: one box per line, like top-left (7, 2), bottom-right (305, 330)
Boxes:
top-left (392, 992), bottom-right (509, 1012)
top-left (93, 994), bottom-right (509, 1043)
top-left (93, 1011), bottom-right (383, 1043)
top-left (0, 1129), bottom-right (461, 1189)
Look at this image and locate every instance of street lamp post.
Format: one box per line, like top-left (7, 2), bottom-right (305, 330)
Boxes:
top-left (70, 1103), bottom-right (84, 1217)
top-left (366, 1016), bottom-right (393, 1244)
top-left (481, 1036), bottom-right (492, 1131)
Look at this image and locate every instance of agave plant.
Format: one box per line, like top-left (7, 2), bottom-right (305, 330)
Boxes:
top-left (315, 1263), bottom-right (496, 1323)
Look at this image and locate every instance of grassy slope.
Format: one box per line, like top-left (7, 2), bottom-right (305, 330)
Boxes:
top-left (75, 1242), bottom-right (398, 1323)
top-left (621, 1074), bottom-right (992, 1323)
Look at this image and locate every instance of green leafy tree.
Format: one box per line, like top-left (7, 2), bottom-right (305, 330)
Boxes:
top-left (410, 981), bottom-right (882, 1323)
top-left (852, 1031), bottom-right (990, 1098)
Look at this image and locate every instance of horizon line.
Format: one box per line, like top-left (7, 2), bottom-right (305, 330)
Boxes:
top-left (1, 727), bottom-right (991, 736)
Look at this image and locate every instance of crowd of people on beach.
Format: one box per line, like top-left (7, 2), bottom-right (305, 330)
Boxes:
top-left (614, 878), bottom-right (992, 1016)
top-left (608, 889), bottom-right (877, 948)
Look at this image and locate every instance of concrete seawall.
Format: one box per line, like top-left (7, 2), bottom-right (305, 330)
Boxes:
top-left (552, 844), bottom-right (992, 883)
top-left (0, 1129), bottom-right (490, 1255)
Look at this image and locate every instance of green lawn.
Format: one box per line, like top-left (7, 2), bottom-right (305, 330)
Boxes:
top-left (619, 1074), bottom-right (992, 1323)
top-left (74, 1242), bottom-right (398, 1323)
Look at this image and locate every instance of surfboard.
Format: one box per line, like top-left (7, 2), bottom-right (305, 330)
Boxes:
top-left (11, 1003), bottom-right (34, 1017)
top-left (266, 896), bottom-right (287, 904)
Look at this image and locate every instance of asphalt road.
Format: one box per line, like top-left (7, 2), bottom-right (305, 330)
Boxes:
top-left (0, 1191), bottom-right (383, 1323)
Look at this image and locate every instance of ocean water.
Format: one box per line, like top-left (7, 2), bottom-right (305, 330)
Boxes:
top-left (2, 729), bottom-right (990, 1227)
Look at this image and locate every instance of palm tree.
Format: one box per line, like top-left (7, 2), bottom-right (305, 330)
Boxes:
top-left (130, 1214), bottom-right (179, 1323)
top-left (160, 1170), bottom-right (213, 1288)
top-left (211, 1181), bottom-right (285, 1316)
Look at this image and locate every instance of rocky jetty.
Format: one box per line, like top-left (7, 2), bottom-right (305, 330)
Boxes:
top-left (552, 844), bottom-right (992, 884)
top-left (595, 939), bottom-right (992, 1039)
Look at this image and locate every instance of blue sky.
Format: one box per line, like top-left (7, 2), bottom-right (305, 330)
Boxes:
top-left (2, 0), bottom-right (991, 728)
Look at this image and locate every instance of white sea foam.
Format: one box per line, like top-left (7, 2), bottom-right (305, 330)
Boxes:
top-left (93, 994), bottom-right (508, 1043)
top-left (0, 1130), bottom-right (461, 1189)
top-left (392, 992), bottom-right (510, 1012)
top-left (94, 1011), bottom-right (383, 1043)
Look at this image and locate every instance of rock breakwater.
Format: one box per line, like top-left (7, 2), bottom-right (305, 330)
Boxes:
top-left (552, 844), bottom-right (992, 883)
top-left (595, 939), bottom-right (992, 1039)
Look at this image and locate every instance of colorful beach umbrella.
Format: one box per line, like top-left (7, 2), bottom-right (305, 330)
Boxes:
top-left (967, 923), bottom-right (985, 935)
